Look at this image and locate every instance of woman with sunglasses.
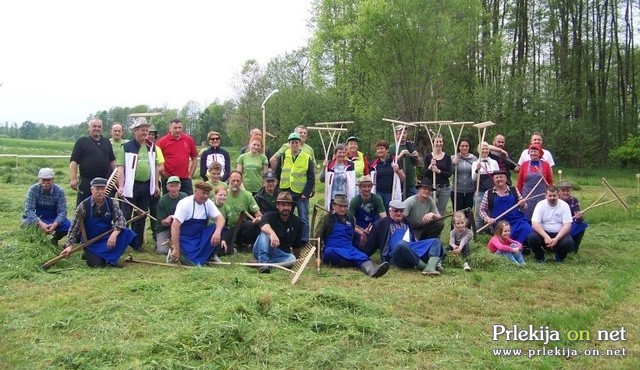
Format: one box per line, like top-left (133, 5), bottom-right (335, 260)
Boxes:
top-left (200, 131), bottom-right (231, 182)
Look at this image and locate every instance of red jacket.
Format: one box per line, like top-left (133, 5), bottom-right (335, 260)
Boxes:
top-left (516, 160), bottom-right (553, 193)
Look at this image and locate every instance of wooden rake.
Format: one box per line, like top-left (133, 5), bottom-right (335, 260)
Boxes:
top-left (580, 178), bottom-right (630, 214)
top-left (310, 203), bottom-right (329, 272)
top-left (382, 118), bottom-right (419, 201)
top-left (472, 121), bottom-right (496, 207)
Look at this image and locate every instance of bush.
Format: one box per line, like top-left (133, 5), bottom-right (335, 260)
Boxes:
top-left (609, 134), bottom-right (640, 168)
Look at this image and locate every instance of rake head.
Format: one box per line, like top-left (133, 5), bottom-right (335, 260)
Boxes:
top-left (291, 243), bottom-right (316, 285)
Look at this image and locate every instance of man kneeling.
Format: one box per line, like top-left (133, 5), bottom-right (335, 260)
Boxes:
top-left (316, 194), bottom-right (389, 278)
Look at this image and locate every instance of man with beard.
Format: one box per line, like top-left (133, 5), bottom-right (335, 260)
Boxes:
top-left (224, 171), bottom-right (262, 251)
top-left (526, 186), bottom-right (574, 263)
top-left (403, 179), bottom-right (445, 241)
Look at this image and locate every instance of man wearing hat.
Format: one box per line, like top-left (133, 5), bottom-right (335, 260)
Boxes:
top-left (348, 175), bottom-right (386, 247)
top-left (252, 192), bottom-right (304, 273)
top-left (116, 117), bottom-right (163, 251)
top-left (22, 168), bottom-right (71, 245)
top-left (60, 177), bottom-right (136, 268)
top-left (270, 125), bottom-right (316, 168)
top-left (274, 132), bottom-right (315, 245)
top-left (479, 170), bottom-right (533, 244)
top-left (254, 170), bottom-right (280, 213)
top-left (345, 136), bottom-right (370, 181)
top-left (364, 200), bottom-right (444, 276)
top-left (558, 181), bottom-right (588, 253)
top-left (169, 182), bottom-right (226, 265)
top-left (147, 124), bottom-right (165, 243)
top-left (155, 176), bottom-right (188, 254)
top-left (403, 179), bottom-right (445, 240)
top-left (316, 194), bottom-right (389, 277)
top-left (390, 125), bottom-right (422, 198)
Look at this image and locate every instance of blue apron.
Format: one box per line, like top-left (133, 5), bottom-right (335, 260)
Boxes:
top-left (570, 221), bottom-right (588, 237)
top-left (85, 200), bottom-right (136, 265)
top-left (521, 162), bottom-right (544, 219)
top-left (39, 202), bottom-right (71, 232)
top-left (388, 227), bottom-right (438, 258)
top-left (323, 219), bottom-right (368, 265)
top-left (355, 201), bottom-right (378, 229)
top-left (491, 192), bottom-right (533, 244)
top-left (179, 200), bottom-right (216, 265)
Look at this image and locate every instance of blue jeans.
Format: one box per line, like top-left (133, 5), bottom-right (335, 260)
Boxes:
top-left (252, 232), bottom-right (296, 264)
top-left (377, 192), bottom-right (392, 211)
top-left (496, 250), bottom-right (525, 264)
top-left (293, 194), bottom-right (309, 242)
top-left (435, 186), bottom-right (450, 215)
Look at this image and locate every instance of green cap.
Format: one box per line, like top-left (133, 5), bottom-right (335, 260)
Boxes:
top-left (167, 176), bottom-right (181, 184)
top-left (288, 133), bottom-right (301, 141)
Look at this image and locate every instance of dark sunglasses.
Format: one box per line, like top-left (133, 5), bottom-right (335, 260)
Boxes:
top-left (209, 137), bottom-right (220, 141)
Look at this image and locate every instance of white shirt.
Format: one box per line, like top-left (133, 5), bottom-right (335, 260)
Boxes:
top-left (471, 157), bottom-right (500, 181)
top-left (174, 195), bottom-right (220, 223)
top-left (531, 199), bottom-right (572, 234)
top-left (518, 149), bottom-right (555, 166)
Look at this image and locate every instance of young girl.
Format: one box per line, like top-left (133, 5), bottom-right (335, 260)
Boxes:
top-left (449, 211), bottom-right (473, 272)
top-left (487, 220), bottom-right (525, 265)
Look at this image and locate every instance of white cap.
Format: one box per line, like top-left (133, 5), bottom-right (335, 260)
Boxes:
top-left (38, 168), bottom-right (55, 179)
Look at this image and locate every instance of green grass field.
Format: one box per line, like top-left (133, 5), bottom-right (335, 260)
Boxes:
top-left (1, 138), bottom-right (639, 369)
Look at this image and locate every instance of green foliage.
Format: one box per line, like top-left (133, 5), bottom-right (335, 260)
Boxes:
top-left (609, 134), bottom-right (640, 168)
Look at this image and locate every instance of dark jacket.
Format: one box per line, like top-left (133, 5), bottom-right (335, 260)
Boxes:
top-left (254, 187), bottom-right (279, 214)
top-left (362, 216), bottom-right (413, 260)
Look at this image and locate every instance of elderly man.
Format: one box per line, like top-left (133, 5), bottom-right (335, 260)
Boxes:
top-left (365, 200), bottom-right (444, 276)
top-left (156, 118), bottom-right (198, 195)
top-left (109, 122), bottom-right (127, 148)
top-left (348, 175), bottom-right (386, 247)
top-left (479, 170), bottom-right (533, 244)
top-left (274, 132), bottom-right (315, 245)
top-left (345, 136), bottom-right (370, 182)
top-left (252, 192), bottom-right (304, 273)
top-left (116, 117), bottom-right (162, 251)
top-left (60, 177), bottom-right (136, 268)
top-left (390, 125), bottom-right (422, 198)
top-left (558, 181), bottom-right (588, 253)
top-left (224, 171), bottom-right (263, 251)
top-left (527, 186), bottom-right (575, 263)
top-left (170, 182), bottom-right (225, 265)
top-left (69, 118), bottom-right (116, 205)
top-left (200, 131), bottom-right (231, 182)
top-left (517, 132), bottom-right (556, 166)
top-left (316, 195), bottom-right (389, 277)
top-left (254, 170), bottom-right (280, 213)
top-left (403, 179), bottom-right (445, 241)
top-left (155, 176), bottom-right (187, 254)
top-left (22, 168), bottom-right (71, 245)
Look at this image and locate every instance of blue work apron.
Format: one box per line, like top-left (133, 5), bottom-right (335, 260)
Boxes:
top-left (39, 202), bottom-right (71, 232)
top-left (179, 200), bottom-right (216, 265)
top-left (491, 192), bottom-right (533, 244)
top-left (85, 200), bottom-right (136, 265)
top-left (388, 227), bottom-right (438, 258)
top-left (323, 220), bottom-right (368, 265)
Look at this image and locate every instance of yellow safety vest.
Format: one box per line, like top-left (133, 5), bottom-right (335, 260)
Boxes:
top-left (351, 151), bottom-right (366, 178)
top-left (280, 149), bottom-right (311, 194)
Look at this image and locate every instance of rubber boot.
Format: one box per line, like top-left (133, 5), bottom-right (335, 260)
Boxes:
top-left (359, 260), bottom-right (390, 278)
top-left (416, 260), bottom-right (428, 270)
top-left (422, 257), bottom-right (441, 276)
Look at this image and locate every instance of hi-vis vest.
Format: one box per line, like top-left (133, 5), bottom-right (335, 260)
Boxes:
top-left (351, 151), bottom-right (366, 178)
top-left (280, 149), bottom-right (311, 194)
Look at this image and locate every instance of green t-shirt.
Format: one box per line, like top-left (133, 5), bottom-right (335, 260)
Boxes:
top-left (116, 143), bottom-right (160, 182)
top-left (225, 190), bottom-right (260, 228)
top-left (156, 192), bottom-right (187, 232)
top-left (236, 152), bottom-right (268, 193)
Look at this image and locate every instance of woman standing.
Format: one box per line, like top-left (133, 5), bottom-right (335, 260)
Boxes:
top-left (236, 136), bottom-right (268, 195)
top-left (471, 142), bottom-right (499, 230)
top-left (450, 138), bottom-right (477, 212)
top-left (517, 144), bottom-right (553, 219)
top-left (320, 144), bottom-right (356, 210)
top-left (424, 135), bottom-right (452, 215)
top-left (370, 140), bottom-right (405, 210)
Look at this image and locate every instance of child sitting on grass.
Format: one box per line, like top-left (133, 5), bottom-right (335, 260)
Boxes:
top-left (487, 220), bottom-right (525, 266)
top-left (449, 211), bottom-right (473, 272)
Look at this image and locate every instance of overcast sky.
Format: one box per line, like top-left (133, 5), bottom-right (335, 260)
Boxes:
top-left (0, 0), bottom-right (314, 126)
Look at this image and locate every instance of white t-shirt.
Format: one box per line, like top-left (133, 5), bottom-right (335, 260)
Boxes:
top-left (174, 195), bottom-right (220, 223)
top-left (531, 199), bottom-right (572, 234)
top-left (518, 149), bottom-right (555, 166)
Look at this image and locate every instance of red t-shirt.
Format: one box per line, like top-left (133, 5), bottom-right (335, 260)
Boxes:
top-left (156, 133), bottom-right (198, 178)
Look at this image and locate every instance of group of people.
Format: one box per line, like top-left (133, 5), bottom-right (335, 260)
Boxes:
top-left (22, 118), bottom-right (588, 273)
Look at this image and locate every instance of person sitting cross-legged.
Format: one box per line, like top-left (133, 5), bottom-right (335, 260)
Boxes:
top-left (22, 167), bottom-right (71, 246)
top-left (316, 194), bottom-right (389, 278)
top-left (252, 192), bottom-right (303, 273)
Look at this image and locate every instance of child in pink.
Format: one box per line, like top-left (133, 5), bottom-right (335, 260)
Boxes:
top-left (487, 220), bottom-right (525, 265)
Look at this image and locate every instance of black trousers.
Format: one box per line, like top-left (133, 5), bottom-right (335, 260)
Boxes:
top-left (526, 232), bottom-right (574, 262)
top-left (121, 181), bottom-right (151, 249)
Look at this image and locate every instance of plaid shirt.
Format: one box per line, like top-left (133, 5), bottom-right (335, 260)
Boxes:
top-left (23, 183), bottom-right (68, 225)
top-left (65, 197), bottom-right (126, 246)
top-left (563, 196), bottom-right (583, 221)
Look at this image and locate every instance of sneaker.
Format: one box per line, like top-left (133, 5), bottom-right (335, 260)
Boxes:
top-left (259, 266), bottom-right (271, 274)
top-left (436, 262), bottom-right (444, 273)
top-left (463, 262), bottom-right (471, 272)
top-left (166, 250), bottom-right (174, 264)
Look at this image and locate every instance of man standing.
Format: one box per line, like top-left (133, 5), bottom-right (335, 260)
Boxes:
top-left (489, 134), bottom-right (519, 185)
top-left (109, 122), bottom-right (127, 148)
top-left (240, 128), bottom-right (273, 160)
top-left (69, 118), bottom-right (116, 205)
top-left (365, 200), bottom-right (443, 276)
top-left (252, 192), bottom-right (303, 273)
top-left (156, 118), bottom-right (198, 195)
top-left (348, 175), bottom-right (386, 247)
top-left (170, 182), bottom-right (225, 265)
top-left (517, 132), bottom-right (556, 166)
top-left (390, 125), bottom-right (422, 198)
top-left (224, 171), bottom-right (263, 250)
top-left (270, 125), bottom-right (317, 168)
top-left (345, 136), bottom-right (370, 182)
top-left (527, 186), bottom-right (574, 262)
top-left (479, 170), bottom-right (532, 244)
top-left (254, 170), bottom-right (280, 213)
top-left (22, 168), bottom-right (71, 245)
top-left (155, 176), bottom-right (187, 254)
top-left (200, 131), bottom-right (231, 182)
top-left (274, 132), bottom-right (315, 244)
top-left (60, 177), bottom-right (136, 268)
top-left (116, 117), bottom-right (162, 251)
top-left (148, 125), bottom-right (165, 242)
top-left (403, 180), bottom-right (445, 240)
top-left (316, 195), bottom-right (389, 277)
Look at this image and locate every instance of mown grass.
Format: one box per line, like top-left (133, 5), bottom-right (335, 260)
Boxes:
top-left (1, 138), bottom-right (639, 369)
